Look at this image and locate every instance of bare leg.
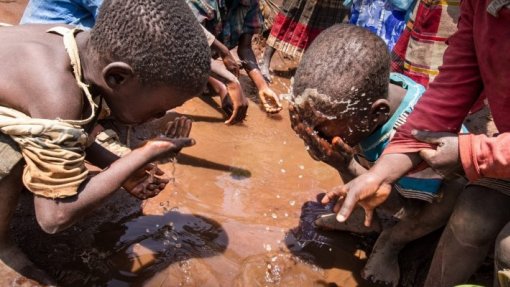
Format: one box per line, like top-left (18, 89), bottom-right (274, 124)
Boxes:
top-left (0, 162), bottom-right (54, 285)
top-left (363, 178), bottom-right (465, 286)
top-left (425, 185), bottom-right (510, 287)
top-left (260, 46), bottom-right (276, 83)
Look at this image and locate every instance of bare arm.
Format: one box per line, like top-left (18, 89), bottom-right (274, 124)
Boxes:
top-left (33, 137), bottom-right (194, 234)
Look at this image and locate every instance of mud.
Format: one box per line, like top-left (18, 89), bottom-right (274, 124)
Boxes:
top-left (0, 2), bottom-right (494, 286)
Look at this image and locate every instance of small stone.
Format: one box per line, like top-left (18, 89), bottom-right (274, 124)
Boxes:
top-left (298, 175), bottom-right (303, 179)
top-left (299, 165), bottom-right (305, 170)
top-left (271, 213), bottom-right (278, 219)
top-left (289, 200), bottom-right (296, 206)
top-left (280, 169), bottom-right (286, 174)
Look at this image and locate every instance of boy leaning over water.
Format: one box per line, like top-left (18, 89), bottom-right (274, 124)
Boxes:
top-left (288, 24), bottom-right (465, 286)
top-left (0, 0), bottom-right (210, 284)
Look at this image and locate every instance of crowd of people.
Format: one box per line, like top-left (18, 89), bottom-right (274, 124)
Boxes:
top-left (0, 0), bottom-right (508, 286)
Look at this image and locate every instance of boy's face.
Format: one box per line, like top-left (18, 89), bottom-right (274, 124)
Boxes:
top-left (107, 82), bottom-right (196, 124)
top-left (291, 102), bottom-right (373, 147)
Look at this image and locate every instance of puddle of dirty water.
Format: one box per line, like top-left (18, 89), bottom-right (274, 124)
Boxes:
top-left (2, 4), bottom-right (370, 286)
top-left (10, 65), bottom-right (370, 287)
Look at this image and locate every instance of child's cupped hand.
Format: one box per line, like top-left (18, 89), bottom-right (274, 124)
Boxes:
top-left (144, 116), bottom-right (195, 162)
top-left (289, 105), bottom-right (354, 170)
top-left (124, 117), bottom-right (196, 199)
top-left (122, 163), bottom-right (169, 199)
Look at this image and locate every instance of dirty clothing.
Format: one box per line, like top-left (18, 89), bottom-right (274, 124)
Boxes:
top-left (187, 0), bottom-right (264, 49)
top-left (266, 0), bottom-right (346, 58)
top-left (20, 0), bottom-right (102, 29)
top-left (0, 27), bottom-right (98, 198)
top-left (384, 0), bottom-right (510, 183)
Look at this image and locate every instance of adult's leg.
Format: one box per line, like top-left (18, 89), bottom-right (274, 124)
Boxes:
top-left (363, 178), bottom-right (464, 286)
top-left (425, 185), bottom-right (510, 287)
top-left (260, 46), bottom-right (276, 83)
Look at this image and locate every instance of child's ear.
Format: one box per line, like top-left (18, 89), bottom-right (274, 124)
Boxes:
top-left (102, 62), bottom-right (134, 89)
top-left (369, 99), bottom-right (390, 127)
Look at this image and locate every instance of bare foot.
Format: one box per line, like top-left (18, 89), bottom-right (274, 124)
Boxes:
top-left (0, 243), bottom-right (56, 286)
top-left (361, 232), bottom-right (401, 287)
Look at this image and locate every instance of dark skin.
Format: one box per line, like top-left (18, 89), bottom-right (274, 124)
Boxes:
top-left (0, 24), bottom-right (199, 283)
top-left (237, 33), bottom-right (282, 113)
top-left (289, 84), bottom-right (465, 285)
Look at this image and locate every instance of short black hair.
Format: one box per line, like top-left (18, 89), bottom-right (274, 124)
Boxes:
top-left (292, 24), bottom-right (390, 119)
top-left (91, 0), bottom-right (210, 94)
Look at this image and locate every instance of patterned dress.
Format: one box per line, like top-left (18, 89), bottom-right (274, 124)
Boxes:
top-left (266, 0), bottom-right (347, 58)
top-left (349, 0), bottom-right (415, 50)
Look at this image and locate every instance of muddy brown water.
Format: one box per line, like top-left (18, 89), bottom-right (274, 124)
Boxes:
top-left (0, 3), bottom-right (493, 286)
top-left (11, 74), bottom-right (371, 287)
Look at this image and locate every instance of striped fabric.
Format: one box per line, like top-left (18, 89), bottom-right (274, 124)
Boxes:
top-left (266, 0), bottom-right (346, 58)
top-left (390, 0), bottom-right (461, 88)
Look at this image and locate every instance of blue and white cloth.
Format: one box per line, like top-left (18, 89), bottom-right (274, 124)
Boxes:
top-left (347, 0), bottom-right (414, 50)
top-left (358, 73), bottom-right (465, 202)
top-left (20, 0), bottom-right (102, 29)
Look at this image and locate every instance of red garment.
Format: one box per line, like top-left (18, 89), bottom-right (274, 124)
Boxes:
top-left (384, 0), bottom-right (510, 181)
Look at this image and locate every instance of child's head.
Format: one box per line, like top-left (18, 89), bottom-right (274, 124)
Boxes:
top-left (290, 24), bottom-right (391, 146)
top-left (90, 0), bottom-right (211, 124)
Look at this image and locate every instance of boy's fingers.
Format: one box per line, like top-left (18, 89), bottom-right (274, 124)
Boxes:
top-left (364, 209), bottom-right (374, 227)
top-left (337, 189), bottom-right (357, 222)
top-left (225, 106), bottom-right (240, 124)
top-left (412, 130), bottom-right (451, 144)
top-left (332, 137), bottom-right (354, 154)
top-left (172, 138), bottom-right (196, 149)
top-left (321, 185), bottom-right (346, 204)
top-left (419, 148), bottom-right (437, 164)
top-left (183, 118), bottom-right (192, 138)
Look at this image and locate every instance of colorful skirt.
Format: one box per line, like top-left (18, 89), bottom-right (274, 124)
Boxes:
top-left (266, 0), bottom-right (347, 58)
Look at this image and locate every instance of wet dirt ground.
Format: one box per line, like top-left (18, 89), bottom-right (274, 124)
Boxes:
top-left (0, 2), bottom-right (494, 286)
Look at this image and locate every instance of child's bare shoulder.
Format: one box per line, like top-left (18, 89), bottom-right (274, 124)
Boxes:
top-left (0, 25), bottom-right (83, 120)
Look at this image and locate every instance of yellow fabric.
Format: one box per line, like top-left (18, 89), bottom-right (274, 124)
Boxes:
top-left (0, 107), bottom-right (89, 198)
top-left (0, 26), bottom-right (97, 198)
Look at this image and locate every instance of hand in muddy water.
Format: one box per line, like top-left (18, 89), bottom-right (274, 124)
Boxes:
top-left (321, 173), bottom-right (392, 227)
top-left (258, 87), bottom-right (282, 113)
top-left (123, 164), bottom-right (169, 199)
top-left (221, 82), bottom-right (248, 125)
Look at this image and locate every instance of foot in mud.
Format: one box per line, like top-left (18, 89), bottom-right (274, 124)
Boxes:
top-left (0, 243), bottom-right (56, 286)
top-left (361, 241), bottom-right (400, 287)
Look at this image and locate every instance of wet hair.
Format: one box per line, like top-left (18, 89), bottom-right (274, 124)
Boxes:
top-left (291, 24), bottom-right (390, 120)
top-left (90, 0), bottom-right (210, 94)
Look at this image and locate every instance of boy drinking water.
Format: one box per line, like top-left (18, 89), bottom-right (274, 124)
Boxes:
top-left (288, 24), bottom-right (465, 286)
top-left (0, 0), bottom-right (210, 284)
